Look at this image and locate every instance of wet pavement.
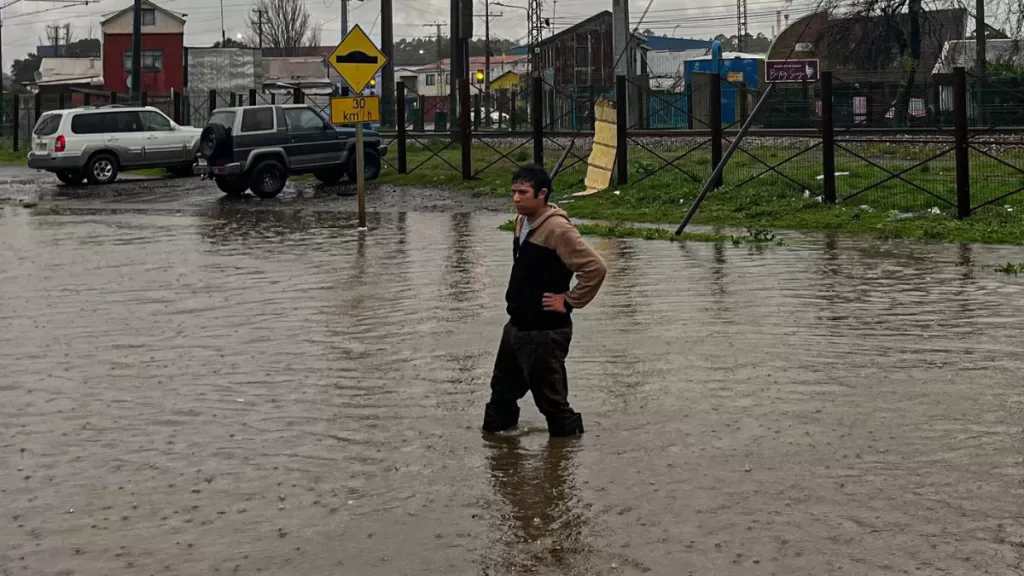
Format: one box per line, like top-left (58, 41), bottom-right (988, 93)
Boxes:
top-left (3, 175), bottom-right (1024, 575)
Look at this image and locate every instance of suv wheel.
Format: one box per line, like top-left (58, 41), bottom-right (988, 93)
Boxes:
top-left (249, 160), bottom-right (286, 199)
top-left (55, 170), bottom-right (85, 186)
top-left (86, 153), bottom-right (119, 185)
top-left (215, 176), bottom-right (248, 197)
top-left (314, 168), bottom-right (344, 186)
top-left (346, 148), bottom-right (381, 183)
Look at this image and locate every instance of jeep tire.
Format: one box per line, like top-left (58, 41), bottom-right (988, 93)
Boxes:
top-left (215, 176), bottom-right (248, 197)
top-left (55, 170), bottom-right (85, 186)
top-left (314, 168), bottom-right (344, 186)
top-left (346, 148), bottom-right (381, 183)
top-left (249, 160), bottom-right (287, 199)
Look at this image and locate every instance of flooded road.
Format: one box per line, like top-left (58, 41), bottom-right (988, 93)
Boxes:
top-left (3, 180), bottom-right (1024, 575)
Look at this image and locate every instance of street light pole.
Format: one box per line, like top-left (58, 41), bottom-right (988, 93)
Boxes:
top-left (132, 0), bottom-right (142, 101)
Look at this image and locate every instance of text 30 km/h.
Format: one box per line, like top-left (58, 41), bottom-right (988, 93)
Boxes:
top-left (330, 96), bottom-right (381, 125)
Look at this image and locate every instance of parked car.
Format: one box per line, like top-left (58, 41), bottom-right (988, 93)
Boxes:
top-left (192, 104), bottom-right (387, 199)
top-left (27, 105), bottom-right (202, 185)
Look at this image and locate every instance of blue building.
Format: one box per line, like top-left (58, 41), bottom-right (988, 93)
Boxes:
top-left (684, 53), bottom-right (764, 125)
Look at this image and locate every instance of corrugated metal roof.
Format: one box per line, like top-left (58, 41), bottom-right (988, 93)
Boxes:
top-left (932, 39), bottom-right (1023, 74)
top-left (35, 58), bottom-right (104, 85)
top-left (263, 56), bottom-right (329, 83)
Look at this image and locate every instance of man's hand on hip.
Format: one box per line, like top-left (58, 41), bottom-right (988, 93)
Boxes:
top-left (542, 293), bottom-right (567, 313)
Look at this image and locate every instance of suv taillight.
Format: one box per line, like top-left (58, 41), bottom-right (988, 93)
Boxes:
top-left (54, 135), bottom-right (66, 153)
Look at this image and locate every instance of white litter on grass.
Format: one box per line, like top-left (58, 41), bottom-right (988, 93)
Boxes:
top-left (612, 190), bottom-right (620, 195)
top-left (816, 172), bottom-right (850, 180)
top-left (1006, 205), bottom-right (1014, 212)
top-left (929, 207), bottom-right (941, 215)
top-left (859, 205), bottom-right (873, 212)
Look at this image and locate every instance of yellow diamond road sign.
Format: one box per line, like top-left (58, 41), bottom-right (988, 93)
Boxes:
top-left (330, 24), bottom-right (388, 94)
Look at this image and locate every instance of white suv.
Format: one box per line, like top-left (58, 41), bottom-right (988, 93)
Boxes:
top-left (27, 105), bottom-right (203, 186)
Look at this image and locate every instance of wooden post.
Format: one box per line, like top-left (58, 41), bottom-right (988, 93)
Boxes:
top-left (616, 75), bottom-right (628, 185)
top-left (953, 66), bottom-right (971, 219)
top-left (820, 71), bottom-right (837, 204)
top-left (709, 75), bottom-right (723, 188)
top-left (173, 91), bottom-right (182, 124)
top-left (459, 78), bottom-right (472, 179)
top-left (141, 92), bottom-right (148, 106)
top-left (12, 96), bottom-right (19, 152)
top-left (249, 89), bottom-right (257, 106)
top-left (209, 89), bottom-right (217, 116)
top-left (396, 81), bottom-right (408, 174)
top-left (510, 90), bottom-right (518, 131)
top-left (34, 91), bottom-right (42, 123)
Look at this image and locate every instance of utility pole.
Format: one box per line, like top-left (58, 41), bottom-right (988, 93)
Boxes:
top-left (423, 22), bottom-right (445, 98)
top-left (252, 8), bottom-right (266, 48)
top-left (132, 0), bottom-right (142, 102)
top-left (526, 0), bottom-right (542, 74)
top-left (976, 0), bottom-right (986, 78)
top-left (219, 0), bottom-right (225, 44)
top-left (341, 0), bottom-right (348, 36)
top-left (477, 1), bottom-right (501, 91)
top-left (381, 0), bottom-right (394, 126)
top-left (0, 0), bottom-right (88, 136)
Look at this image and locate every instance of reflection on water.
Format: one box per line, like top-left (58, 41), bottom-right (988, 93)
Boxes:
top-left (483, 435), bottom-right (589, 574)
top-left (4, 206), bottom-right (1024, 575)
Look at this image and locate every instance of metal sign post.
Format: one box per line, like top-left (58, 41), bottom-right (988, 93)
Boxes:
top-left (328, 24), bottom-right (389, 230)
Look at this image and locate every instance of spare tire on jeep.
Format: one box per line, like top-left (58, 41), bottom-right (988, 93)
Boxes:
top-left (198, 124), bottom-right (231, 162)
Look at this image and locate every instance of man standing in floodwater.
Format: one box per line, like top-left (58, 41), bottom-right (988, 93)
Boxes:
top-left (482, 165), bottom-right (608, 437)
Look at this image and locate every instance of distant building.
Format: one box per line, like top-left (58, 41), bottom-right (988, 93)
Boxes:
top-left (101, 0), bottom-right (186, 94)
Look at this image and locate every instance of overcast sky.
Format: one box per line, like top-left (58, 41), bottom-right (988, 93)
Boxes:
top-left (0, 0), bottom-right (809, 72)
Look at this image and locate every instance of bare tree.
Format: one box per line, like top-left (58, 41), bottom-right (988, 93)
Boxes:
top-left (819, 0), bottom-right (966, 124)
top-left (245, 0), bottom-right (322, 55)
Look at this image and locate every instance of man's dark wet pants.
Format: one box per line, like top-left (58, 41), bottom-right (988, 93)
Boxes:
top-left (482, 322), bottom-right (584, 437)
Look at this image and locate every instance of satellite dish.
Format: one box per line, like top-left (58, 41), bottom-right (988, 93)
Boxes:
top-left (34, 70), bottom-right (43, 82)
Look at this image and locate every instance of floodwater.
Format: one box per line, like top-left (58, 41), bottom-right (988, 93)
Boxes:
top-left (3, 180), bottom-right (1024, 575)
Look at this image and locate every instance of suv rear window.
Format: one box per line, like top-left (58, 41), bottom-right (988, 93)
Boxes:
top-left (33, 113), bottom-right (62, 136)
top-left (209, 111), bottom-right (236, 128)
top-left (241, 107), bottom-right (274, 132)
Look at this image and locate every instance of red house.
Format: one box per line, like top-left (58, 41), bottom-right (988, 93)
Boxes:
top-left (101, 0), bottom-right (186, 94)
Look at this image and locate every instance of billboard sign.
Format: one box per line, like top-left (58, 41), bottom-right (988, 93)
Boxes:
top-left (766, 59), bottom-right (820, 82)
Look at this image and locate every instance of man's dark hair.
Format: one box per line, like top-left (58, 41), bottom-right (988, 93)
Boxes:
top-left (512, 164), bottom-right (553, 203)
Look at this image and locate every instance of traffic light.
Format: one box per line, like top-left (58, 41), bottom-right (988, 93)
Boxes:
top-left (475, 69), bottom-right (485, 82)
top-left (369, 78), bottom-right (377, 88)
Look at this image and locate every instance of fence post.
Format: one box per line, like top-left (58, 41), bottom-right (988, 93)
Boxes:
top-left (532, 75), bottom-right (543, 166)
top-left (58, 92), bottom-right (66, 110)
top-left (510, 90), bottom-right (518, 131)
top-left (459, 78), bottom-right (472, 180)
top-left (34, 92), bottom-right (42, 123)
top-left (84, 93), bottom-right (91, 107)
top-left (415, 95), bottom-right (425, 131)
top-left (230, 93), bottom-right (237, 107)
top-left (616, 75), bottom-right (628, 186)
top-left (953, 66), bottom-right (971, 219)
top-left (209, 89), bottom-right (217, 116)
top-left (709, 74), bottom-right (723, 189)
top-left (738, 83), bottom-right (749, 125)
top-left (473, 93), bottom-right (481, 130)
top-left (686, 84), bottom-right (694, 129)
top-left (249, 89), bottom-right (257, 106)
top-left (173, 91), bottom-right (182, 124)
top-left (110, 91), bottom-right (118, 105)
top-left (820, 71), bottom-right (837, 205)
top-left (293, 87), bottom-right (302, 104)
top-left (396, 82), bottom-right (407, 174)
top-left (12, 96), bottom-right (19, 152)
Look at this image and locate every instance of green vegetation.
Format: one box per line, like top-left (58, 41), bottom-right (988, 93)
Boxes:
top-left (996, 262), bottom-right (1024, 275)
top-left (497, 220), bottom-right (787, 245)
top-left (379, 138), bottom-right (1024, 245)
top-left (0, 139), bottom-right (27, 164)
